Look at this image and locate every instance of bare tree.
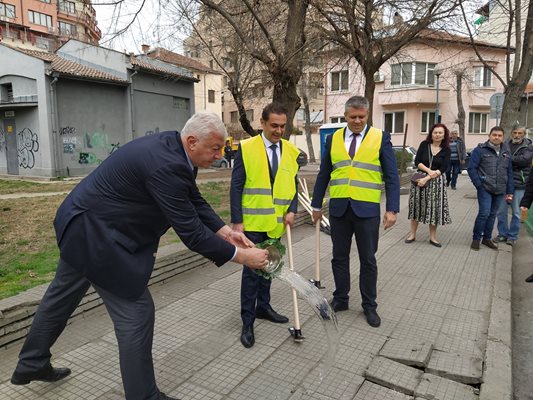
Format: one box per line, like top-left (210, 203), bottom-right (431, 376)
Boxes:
top-left (454, 68), bottom-right (467, 137)
top-left (460, 0), bottom-right (533, 134)
top-left (309, 0), bottom-right (460, 122)
top-left (194, 0), bottom-right (310, 138)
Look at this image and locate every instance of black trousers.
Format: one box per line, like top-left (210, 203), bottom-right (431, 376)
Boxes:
top-left (14, 259), bottom-right (160, 400)
top-left (240, 231), bottom-right (273, 327)
top-left (330, 208), bottom-right (379, 311)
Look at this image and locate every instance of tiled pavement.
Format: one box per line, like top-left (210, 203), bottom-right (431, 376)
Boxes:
top-left (0, 176), bottom-right (512, 399)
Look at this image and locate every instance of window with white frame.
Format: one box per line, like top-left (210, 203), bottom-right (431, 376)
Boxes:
top-left (391, 62), bottom-right (436, 86)
top-left (246, 109), bottom-right (254, 122)
top-left (0, 3), bottom-right (16, 18)
top-left (230, 111), bottom-right (238, 123)
top-left (474, 66), bottom-right (492, 87)
top-left (384, 111), bottom-right (405, 134)
top-left (28, 10), bottom-right (53, 27)
top-left (468, 112), bottom-right (488, 133)
top-left (59, 21), bottom-right (76, 36)
top-left (330, 70), bottom-right (348, 92)
top-left (59, 1), bottom-right (76, 14)
top-left (421, 111), bottom-right (436, 133)
top-left (330, 116), bottom-right (346, 123)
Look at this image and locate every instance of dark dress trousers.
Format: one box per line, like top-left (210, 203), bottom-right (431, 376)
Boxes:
top-left (230, 141), bottom-right (298, 327)
top-left (311, 127), bottom-right (400, 310)
top-left (14, 131), bottom-right (235, 400)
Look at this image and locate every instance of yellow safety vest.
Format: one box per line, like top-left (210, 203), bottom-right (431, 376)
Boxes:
top-left (241, 135), bottom-right (299, 238)
top-left (329, 127), bottom-right (383, 203)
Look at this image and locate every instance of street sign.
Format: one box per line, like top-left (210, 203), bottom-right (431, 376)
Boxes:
top-left (489, 93), bottom-right (505, 120)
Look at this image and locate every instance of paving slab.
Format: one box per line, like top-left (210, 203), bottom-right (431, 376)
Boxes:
top-left (353, 380), bottom-right (413, 400)
top-left (427, 350), bottom-right (483, 385)
top-left (379, 338), bottom-right (433, 367)
top-left (415, 373), bottom-right (478, 400)
top-left (365, 356), bottom-right (423, 395)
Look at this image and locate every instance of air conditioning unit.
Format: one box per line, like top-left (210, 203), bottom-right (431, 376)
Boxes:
top-left (0, 16), bottom-right (11, 22)
top-left (373, 72), bottom-right (384, 82)
top-left (48, 27), bottom-right (56, 33)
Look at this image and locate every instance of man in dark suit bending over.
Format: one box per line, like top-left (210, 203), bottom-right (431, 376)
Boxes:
top-left (10, 112), bottom-right (269, 400)
top-left (311, 95), bottom-right (400, 328)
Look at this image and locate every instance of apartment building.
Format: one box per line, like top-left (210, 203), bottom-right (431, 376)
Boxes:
top-left (0, 0), bottom-right (100, 52)
top-left (325, 30), bottom-right (509, 150)
top-left (145, 45), bottom-right (223, 116)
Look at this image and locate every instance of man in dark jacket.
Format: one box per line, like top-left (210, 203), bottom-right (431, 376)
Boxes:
top-left (496, 127), bottom-right (533, 246)
top-left (445, 130), bottom-right (467, 190)
top-left (468, 126), bottom-right (514, 251)
top-left (10, 112), bottom-right (269, 400)
top-left (519, 166), bottom-right (533, 282)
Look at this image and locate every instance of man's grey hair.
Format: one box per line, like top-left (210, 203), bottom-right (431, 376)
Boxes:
top-left (512, 126), bottom-right (527, 134)
top-left (345, 96), bottom-right (369, 112)
top-left (182, 112), bottom-right (227, 140)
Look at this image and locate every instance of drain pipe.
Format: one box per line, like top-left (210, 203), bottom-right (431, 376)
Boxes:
top-left (49, 75), bottom-right (62, 177)
top-left (129, 69), bottom-right (139, 139)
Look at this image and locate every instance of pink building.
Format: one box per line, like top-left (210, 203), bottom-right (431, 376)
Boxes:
top-left (324, 30), bottom-right (509, 151)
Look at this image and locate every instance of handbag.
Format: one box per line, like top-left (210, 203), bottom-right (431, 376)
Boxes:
top-left (411, 144), bottom-right (433, 187)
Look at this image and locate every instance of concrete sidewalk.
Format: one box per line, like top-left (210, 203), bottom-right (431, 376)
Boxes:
top-left (0, 176), bottom-right (512, 400)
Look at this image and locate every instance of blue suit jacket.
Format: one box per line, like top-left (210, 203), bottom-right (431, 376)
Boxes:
top-left (54, 131), bottom-right (235, 300)
top-left (311, 127), bottom-right (400, 218)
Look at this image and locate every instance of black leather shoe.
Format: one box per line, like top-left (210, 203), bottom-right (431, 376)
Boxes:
top-left (240, 325), bottom-right (255, 348)
top-left (11, 366), bottom-right (71, 385)
top-left (526, 274), bottom-right (533, 283)
top-left (330, 299), bottom-right (349, 312)
top-left (256, 308), bottom-right (289, 323)
top-left (159, 392), bottom-right (180, 400)
top-left (429, 240), bottom-right (442, 248)
top-left (482, 239), bottom-right (498, 250)
top-left (364, 309), bottom-right (381, 328)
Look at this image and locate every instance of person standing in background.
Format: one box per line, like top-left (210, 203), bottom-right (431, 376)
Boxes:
top-left (445, 130), bottom-right (466, 190)
top-left (496, 127), bottom-right (533, 246)
top-left (468, 126), bottom-right (514, 251)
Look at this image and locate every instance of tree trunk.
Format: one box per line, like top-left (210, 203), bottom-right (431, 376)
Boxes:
top-left (228, 84), bottom-right (256, 137)
top-left (455, 73), bottom-right (466, 138)
top-left (500, 80), bottom-right (528, 134)
top-left (363, 71), bottom-right (376, 125)
top-left (301, 75), bottom-right (316, 163)
top-left (271, 68), bottom-right (301, 140)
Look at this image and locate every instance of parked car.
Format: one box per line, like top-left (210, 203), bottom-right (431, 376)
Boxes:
top-left (392, 145), bottom-right (417, 171)
top-left (211, 158), bottom-right (229, 168)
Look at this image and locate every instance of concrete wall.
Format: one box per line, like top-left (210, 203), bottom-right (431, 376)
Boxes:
top-left (55, 79), bottom-right (128, 176)
top-left (0, 46), bottom-right (55, 177)
top-left (132, 73), bottom-right (195, 138)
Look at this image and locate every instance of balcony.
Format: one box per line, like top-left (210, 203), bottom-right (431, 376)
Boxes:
top-left (377, 86), bottom-right (449, 106)
top-left (468, 87), bottom-right (495, 107)
top-left (0, 95), bottom-right (38, 109)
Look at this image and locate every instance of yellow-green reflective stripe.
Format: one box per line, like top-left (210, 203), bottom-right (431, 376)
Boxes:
top-left (331, 178), bottom-right (349, 186)
top-left (273, 198), bottom-right (291, 206)
top-left (332, 160), bottom-right (351, 170)
top-left (352, 161), bottom-right (382, 172)
top-left (349, 180), bottom-right (382, 190)
top-left (243, 207), bottom-right (276, 215)
top-left (243, 188), bottom-right (272, 195)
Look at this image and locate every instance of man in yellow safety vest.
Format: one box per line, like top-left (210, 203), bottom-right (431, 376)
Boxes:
top-left (230, 103), bottom-right (300, 348)
top-left (311, 95), bottom-right (400, 328)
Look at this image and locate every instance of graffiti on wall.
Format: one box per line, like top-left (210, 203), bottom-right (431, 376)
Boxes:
top-left (60, 126), bottom-right (76, 136)
top-left (17, 128), bottom-right (39, 169)
top-left (62, 136), bottom-right (77, 154)
top-left (0, 127), bottom-right (6, 152)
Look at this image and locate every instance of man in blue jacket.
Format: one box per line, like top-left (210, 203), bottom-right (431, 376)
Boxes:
top-left (10, 112), bottom-right (269, 400)
top-left (468, 126), bottom-right (514, 251)
top-left (311, 95), bottom-right (400, 328)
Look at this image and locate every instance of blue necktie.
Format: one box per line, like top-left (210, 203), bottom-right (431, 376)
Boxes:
top-left (270, 144), bottom-right (278, 176)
